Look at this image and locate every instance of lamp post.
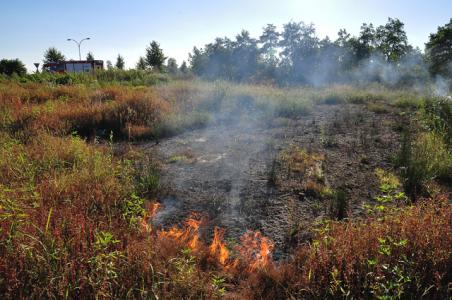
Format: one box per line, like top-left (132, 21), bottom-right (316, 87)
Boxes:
top-left (67, 37), bottom-right (90, 60)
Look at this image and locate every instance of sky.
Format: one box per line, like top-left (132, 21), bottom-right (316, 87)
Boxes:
top-left (1, 0), bottom-right (450, 71)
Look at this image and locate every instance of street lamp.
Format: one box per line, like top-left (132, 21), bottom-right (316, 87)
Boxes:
top-left (67, 37), bottom-right (90, 60)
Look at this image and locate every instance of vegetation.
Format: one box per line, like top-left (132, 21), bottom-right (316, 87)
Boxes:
top-left (188, 18), bottom-right (434, 86)
top-left (0, 72), bottom-right (450, 298)
top-left (115, 54), bottom-right (125, 70)
top-left (43, 47), bottom-right (65, 63)
top-left (0, 15), bottom-right (451, 299)
top-left (425, 18), bottom-right (452, 77)
top-left (145, 41), bottom-right (167, 71)
top-left (136, 56), bottom-right (147, 70)
top-left (0, 58), bottom-right (27, 76)
top-left (86, 51), bottom-right (95, 61)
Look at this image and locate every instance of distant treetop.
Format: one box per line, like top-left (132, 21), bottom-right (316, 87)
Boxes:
top-left (43, 47), bottom-right (65, 64)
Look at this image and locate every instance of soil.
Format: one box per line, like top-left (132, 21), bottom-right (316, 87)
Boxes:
top-left (140, 103), bottom-right (401, 257)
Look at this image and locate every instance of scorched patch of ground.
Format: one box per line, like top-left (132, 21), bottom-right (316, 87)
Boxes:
top-left (142, 103), bottom-right (401, 256)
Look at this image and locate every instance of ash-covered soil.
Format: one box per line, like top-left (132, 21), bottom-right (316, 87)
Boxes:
top-left (141, 104), bottom-right (401, 256)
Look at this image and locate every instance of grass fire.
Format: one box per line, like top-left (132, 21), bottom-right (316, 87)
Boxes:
top-left (0, 1), bottom-right (451, 299)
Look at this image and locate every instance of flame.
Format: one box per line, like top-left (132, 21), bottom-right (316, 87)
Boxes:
top-left (238, 231), bottom-right (274, 270)
top-left (139, 201), bottom-right (161, 232)
top-left (209, 227), bottom-right (229, 265)
top-left (138, 202), bottom-right (274, 272)
top-left (148, 202), bottom-right (161, 218)
top-left (157, 217), bottom-right (202, 251)
top-left (186, 218), bottom-right (201, 249)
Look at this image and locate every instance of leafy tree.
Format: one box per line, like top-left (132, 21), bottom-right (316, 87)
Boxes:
top-left (375, 18), bottom-right (409, 62)
top-left (425, 18), bottom-right (452, 77)
top-left (316, 37), bottom-right (343, 84)
top-left (86, 52), bottom-right (94, 61)
top-left (106, 60), bottom-right (113, 69)
top-left (167, 58), bottom-right (178, 74)
top-left (279, 21), bottom-right (303, 66)
top-left (205, 37), bottom-right (234, 79)
top-left (115, 54), bottom-right (125, 70)
top-left (259, 24), bottom-right (280, 65)
top-left (145, 41), bottom-right (166, 71)
top-left (355, 23), bottom-right (376, 60)
top-left (136, 56), bottom-right (147, 70)
top-left (0, 58), bottom-right (27, 76)
top-left (231, 30), bottom-right (259, 80)
top-left (335, 29), bottom-right (354, 71)
top-left (180, 60), bottom-right (188, 73)
top-left (279, 21), bottom-right (319, 83)
top-left (43, 47), bottom-right (65, 63)
top-left (189, 47), bottom-right (208, 76)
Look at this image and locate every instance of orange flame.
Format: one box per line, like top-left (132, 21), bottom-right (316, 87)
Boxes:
top-left (186, 218), bottom-right (201, 249)
top-left (138, 203), bottom-right (274, 272)
top-left (238, 231), bottom-right (274, 271)
top-left (209, 227), bottom-right (229, 265)
top-left (148, 202), bottom-right (161, 218)
top-left (157, 217), bottom-right (202, 251)
top-left (139, 202), bottom-right (161, 233)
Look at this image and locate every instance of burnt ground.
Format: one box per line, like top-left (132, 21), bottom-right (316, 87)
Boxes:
top-left (141, 103), bottom-right (402, 257)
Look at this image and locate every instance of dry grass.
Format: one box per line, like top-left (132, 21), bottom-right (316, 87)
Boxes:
top-left (241, 195), bottom-right (451, 299)
top-left (0, 78), bottom-right (450, 299)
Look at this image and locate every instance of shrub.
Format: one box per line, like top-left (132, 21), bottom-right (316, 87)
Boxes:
top-left (422, 96), bottom-right (452, 147)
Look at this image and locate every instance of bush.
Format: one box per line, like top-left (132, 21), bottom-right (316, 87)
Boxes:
top-left (422, 96), bottom-right (452, 147)
top-left (0, 58), bottom-right (26, 76)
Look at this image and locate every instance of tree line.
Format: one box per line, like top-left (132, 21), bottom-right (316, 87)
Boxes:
top-left (188, 18), bottom-right (452, 85)
top-left (1, 18), bottom-right (451, 86)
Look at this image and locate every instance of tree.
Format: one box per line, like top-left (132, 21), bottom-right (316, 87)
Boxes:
top-left (375, 18), bottom-right (409, 62)
top-left (231, 30), bottom-right (259, 80)
top-left (425, 18), bottom-right (452, 77)
top-left (335, 29), bottom-right (354, 71)
top-left (167, 58), bottom-right (178, 74)
top-left (136, 56), bottom-right (147, 70)
top-left (0, 58), bottom-right (27, 76)
top-left (86, 52), bottom-right (94, 61)
top-left (279, 21), bottom-right (319, 83)
top-left (355, 23), bottom-right (376, 60)
top-left (43, 47), bottom-right (65, 63)
top-left (115, 54), bottom-right (125, 70)
top-left (106, 60), bottom-right (113, 69)
top-left (316, 37), bottom-right (342, 84)
top-left (203, 37), bottom-right (233, 79)
top-left (279, 21), bottom-right (303, 66)
top-left (145, 41), bottom-right (166, 71)
top-left (180, 60), bottom-right (188, 73)
top-left (259, 24), bottom-right (280, 64)
top-left (189, 47), bottom-right (207, 76)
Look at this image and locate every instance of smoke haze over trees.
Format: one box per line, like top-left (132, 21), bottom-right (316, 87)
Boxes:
top-left (188, 18), bottom-right (452, 88)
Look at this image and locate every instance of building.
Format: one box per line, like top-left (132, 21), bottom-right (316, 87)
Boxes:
top-left (43, 60), bottom-right (104, 73)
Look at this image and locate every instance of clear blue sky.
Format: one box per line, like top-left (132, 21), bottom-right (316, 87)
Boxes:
top-left (1, 0), bottom-right (450, 71)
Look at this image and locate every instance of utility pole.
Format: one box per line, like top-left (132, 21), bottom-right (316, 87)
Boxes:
top-left (67, 37), bottom-right (90, 60)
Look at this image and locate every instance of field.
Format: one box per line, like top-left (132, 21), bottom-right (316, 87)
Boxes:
top-left (0, 73), bottom-right (451, 299)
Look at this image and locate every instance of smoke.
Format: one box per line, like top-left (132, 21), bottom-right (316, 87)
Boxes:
top-left (433, 76), bottom-right (447, 96)
top-left (189, 20), bottom-right (451, 94)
